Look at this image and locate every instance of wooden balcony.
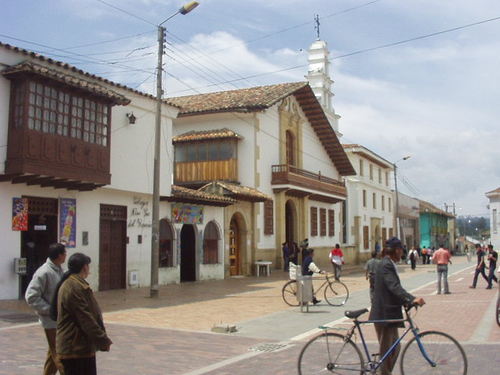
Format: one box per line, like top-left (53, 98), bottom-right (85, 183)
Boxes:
top-left (174, 159), bottom-right (238, 188)
top-left (271, 164), bottom-right (346, 202)
top-left (2, 128), bottom-right (110, 191)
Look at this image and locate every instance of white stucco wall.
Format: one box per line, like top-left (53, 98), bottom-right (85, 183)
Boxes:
top-left (344, 152), bottom-right (395, 251)
top-left (109, 93), bottom-right (177, 196)
top-left (488, 194), bottom-right (500, 250)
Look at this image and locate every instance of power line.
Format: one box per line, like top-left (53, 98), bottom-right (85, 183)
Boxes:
top-left (205, 0), bottom-right (382, 55)
top-left (95, 0), bottom-right (156, 27)
top-left (62, 31), bottom-right (155, 50)
top-left (168, 13), bottom-right (500, 95)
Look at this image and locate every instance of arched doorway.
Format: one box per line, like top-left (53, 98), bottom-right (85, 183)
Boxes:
top-left (285, 200), bottom-right (297, 245)
top-left (180, 224), bottom-right (196, 282)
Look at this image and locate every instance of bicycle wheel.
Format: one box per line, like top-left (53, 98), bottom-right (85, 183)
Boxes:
top-left (298, 332), bottom-right (364, 375)
top-left (324, 280), bottom-right (349, 306)
top-left (400, 330), bottom-right (467, 375)
top-left (282, 280), bottom-right (299, 306)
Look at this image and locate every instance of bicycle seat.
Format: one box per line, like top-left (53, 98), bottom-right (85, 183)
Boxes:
top-left (344, 308), bottom-right (369, 319)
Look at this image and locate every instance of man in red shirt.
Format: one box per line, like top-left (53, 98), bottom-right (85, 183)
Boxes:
top-left (432, 245), bottom-right (452, 294)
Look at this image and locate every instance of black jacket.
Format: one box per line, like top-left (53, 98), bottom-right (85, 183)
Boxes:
top-left (369, 256), bottom-right (414, 327)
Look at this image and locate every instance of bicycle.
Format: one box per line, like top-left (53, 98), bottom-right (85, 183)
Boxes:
top-left (282, 273), bottom-right (349, 307)
top-left (298, 304), bottom-right (467, 374)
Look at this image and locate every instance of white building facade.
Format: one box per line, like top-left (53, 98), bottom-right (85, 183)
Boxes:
top-left (342, 144), bottom-right (395, 261)
top-left (168, 82), bottom-right (356, 273)
top-left (486, 187), bottom-right (500, 250)
top-left (0, 42), bottom-right (228, 300)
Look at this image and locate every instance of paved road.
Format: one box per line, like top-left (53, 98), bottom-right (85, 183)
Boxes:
top-left (1, 257), bottom-right (498, 374)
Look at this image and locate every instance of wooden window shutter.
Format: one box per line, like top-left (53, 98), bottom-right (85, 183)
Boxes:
top-left (363, 225), bottom-right (369, 249)
top-left (310, 207), bottom-right (318, 236)
top-left (328, 209), bottom-right (335, 236)
top-left (320, 208), bottom-right (326, 236)
top-left (264, 200), bottom-right (274, 235)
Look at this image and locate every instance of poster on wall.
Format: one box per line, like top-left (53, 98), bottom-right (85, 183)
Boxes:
top-left (59, 198), bottom-right (76, 247)
top-left (12, 198), bottom-right (28, 231)
top-left (172, 203), bottom-right (203, 224)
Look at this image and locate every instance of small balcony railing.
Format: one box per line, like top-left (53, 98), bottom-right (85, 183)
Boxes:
top-left (271, 164), bottom-right (346, 197)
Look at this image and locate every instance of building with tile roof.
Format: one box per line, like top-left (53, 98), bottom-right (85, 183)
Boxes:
top-left (168, 78), bottom-right (355, 275)
top-left (342, 144), bottom-right (395, 258)
top-left (0, 41), bottom-right (232, 299)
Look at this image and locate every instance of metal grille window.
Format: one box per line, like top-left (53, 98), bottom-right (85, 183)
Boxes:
top-left (320, 208), bottom-right (326, 236)
top-left (310, 207), bottom-right (318, 236)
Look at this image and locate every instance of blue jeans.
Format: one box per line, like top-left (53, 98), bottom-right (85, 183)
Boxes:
top-left (437, 264), bottom-right (449, 293)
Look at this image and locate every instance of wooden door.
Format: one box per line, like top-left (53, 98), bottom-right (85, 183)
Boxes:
top-left (99, 205), bottom-right (126, 291)
top-left (229, 218), bottom-right (240, 276)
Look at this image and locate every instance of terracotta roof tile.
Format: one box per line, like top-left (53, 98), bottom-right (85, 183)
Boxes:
top-left (0, 41), bottom-right (170, 104)
top-left (166, 82), bottom-right (308, 116)
top-left (170, 185), bottom-right (235, 205)
top-left (2, 61), bottom-right (130, 105)
top-left (486, 187), bottom-right (500, 196)
top-left (199, 181), bottom-right (271, 202)
top-left (173, 128), bottom-right (242, 143)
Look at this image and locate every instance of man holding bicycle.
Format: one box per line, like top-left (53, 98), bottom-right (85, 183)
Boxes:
top-left (369, 237), bottom-right (425, 375)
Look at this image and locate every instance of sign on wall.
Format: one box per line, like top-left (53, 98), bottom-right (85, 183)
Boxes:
top-left (59, 198), bottom-right (76, 247)
top-left (12, 198), bottom-right (28, 231)
top-left (172, 203), bottom-right (203, 224)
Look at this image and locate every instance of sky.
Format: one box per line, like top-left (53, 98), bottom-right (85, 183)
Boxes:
top-left (2, 0), bottom-right (500, 217)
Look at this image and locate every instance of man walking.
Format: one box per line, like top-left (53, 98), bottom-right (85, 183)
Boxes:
top-left (25, 243), bottom-right (67, 375)
top-left (470, 243), bottom-right (489, 288)
top-left (432, 244), bottom-right (452, 294)
top-left (486, 244), bottom-right (498, 289)
top-left (329, 243), bottom-right (344, 280)
top-left (369, 237), bottom-right (425, 375)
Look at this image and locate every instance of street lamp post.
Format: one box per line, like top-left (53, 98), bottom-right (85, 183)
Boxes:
top-left (150, 1), bottom-right (199, 298)
top-left (393, 155), bottom-right (411, 242)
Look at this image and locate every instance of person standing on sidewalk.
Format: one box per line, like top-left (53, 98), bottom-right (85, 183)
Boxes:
top-left (432, 245), bottom-right (452, 294)
top-left (302, 248), bottom-right (324, 305)
top-left (470, 243), bottom-right (489, 288)
top-left (408, 247), bottom-right (418, 270)
top-left (25, 243), bottom-right (67, 375)
top-left (282, 242), bottom-right (290, 272)
top-left (369, 237), bottom-right (425, 375)
top-left (329, 243), bottom-right (344, 280)
top-left (486, 244), bottom-right (498, 289)
top-left (51, 253), bottom-right (112, 375)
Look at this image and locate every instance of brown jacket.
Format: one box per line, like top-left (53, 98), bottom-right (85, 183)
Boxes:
top-left (56, 274), bottom-right (111, 359)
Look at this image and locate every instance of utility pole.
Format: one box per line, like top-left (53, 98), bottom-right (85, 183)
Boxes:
top-left (150, 25), bottom-right (165, 298)
top-left (149, 1), bottom-right (199, 298)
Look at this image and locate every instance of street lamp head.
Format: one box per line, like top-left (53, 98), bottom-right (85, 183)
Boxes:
top-left (402, 155), bottom-right (411, 161)
top-left (180, 1), bottom-right (199, 14)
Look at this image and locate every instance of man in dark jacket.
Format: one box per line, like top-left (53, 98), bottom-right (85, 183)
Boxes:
top-left (369, 237), bottom-right (425, 375)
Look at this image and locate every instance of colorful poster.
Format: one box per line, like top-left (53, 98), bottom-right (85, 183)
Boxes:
top-left (172, 203), bottom-right (203, 224)
top-left (12, 198), bottom-right (28, 231)
top-left (59, 198), bottom-right (76, 247)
